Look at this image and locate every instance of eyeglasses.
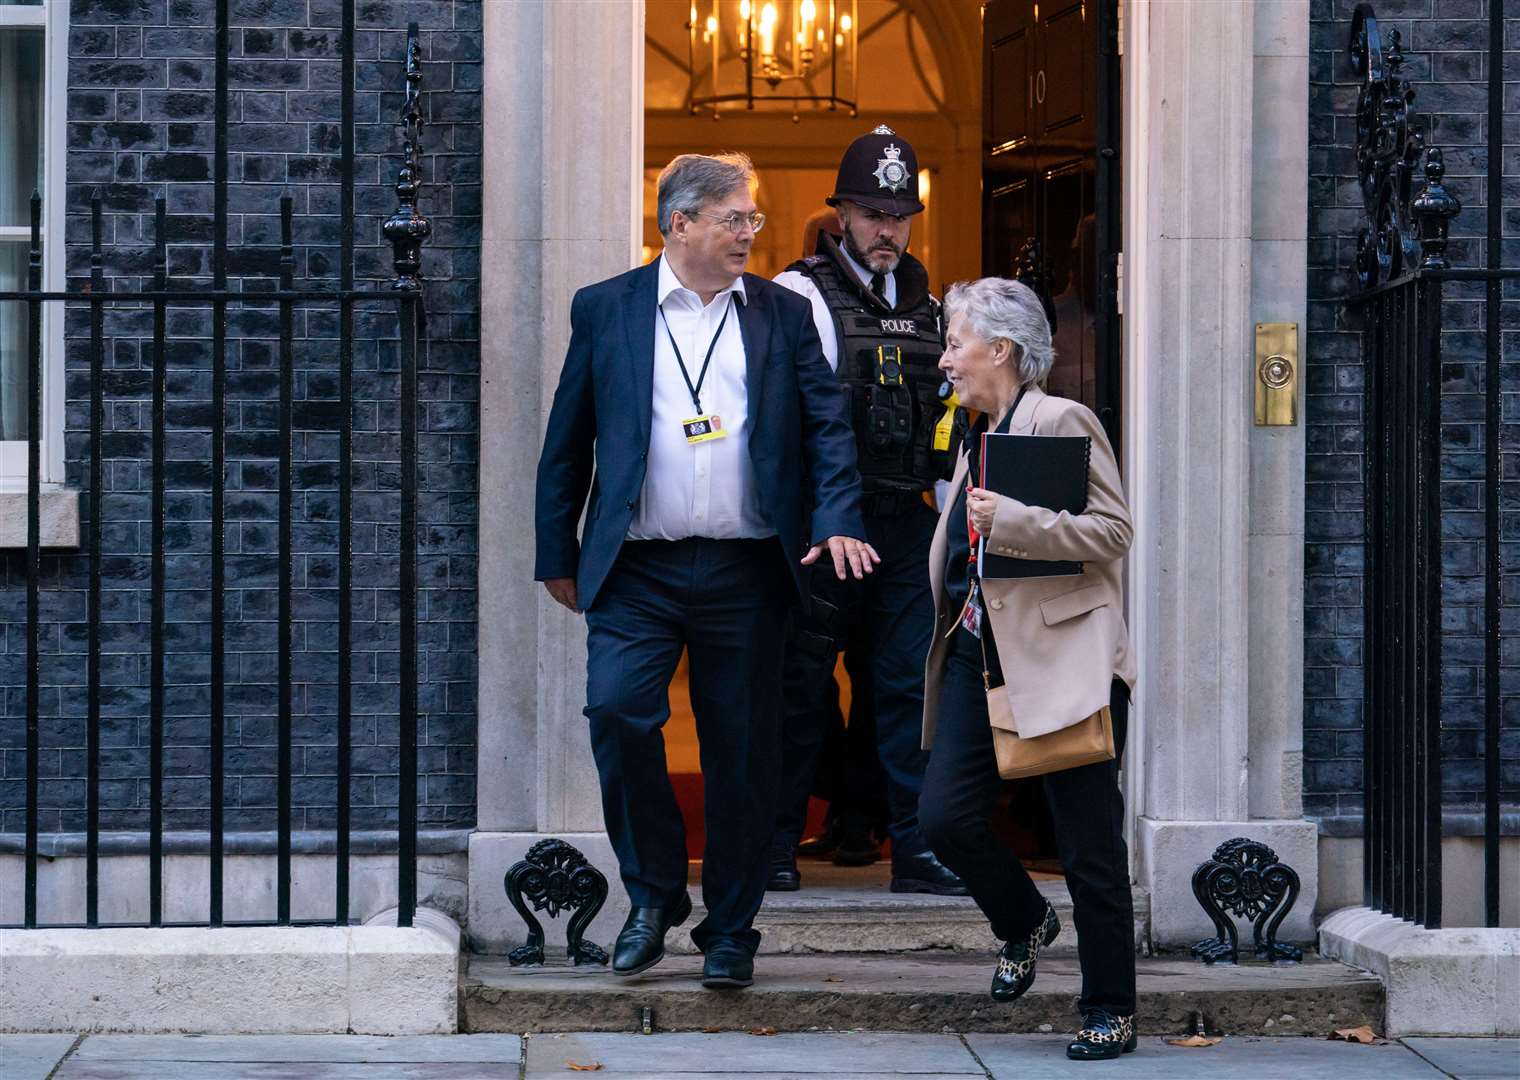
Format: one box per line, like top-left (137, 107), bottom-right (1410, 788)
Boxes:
top-left (689, 210), bottom-right (767, 235)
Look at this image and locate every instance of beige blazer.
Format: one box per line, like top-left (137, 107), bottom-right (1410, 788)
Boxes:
top-left (922, 386), bottom-right (1136, 748)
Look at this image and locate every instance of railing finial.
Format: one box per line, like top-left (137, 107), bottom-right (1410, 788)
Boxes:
top-left (1348, 4), bottom-right (1461, 291)
top-left (384, 21), bottom-right (431, 293)
top-left (1411, 148), bottom-right (1460, 271)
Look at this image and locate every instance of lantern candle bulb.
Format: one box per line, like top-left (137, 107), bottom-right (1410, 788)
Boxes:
top-left (760, 2), bottom-right (777, 68)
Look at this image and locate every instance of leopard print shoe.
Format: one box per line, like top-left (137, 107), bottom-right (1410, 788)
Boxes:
top-left (989, 901), bottom-right (1060, 1002)
top-left (1066, 1009), bottom-right (1137, 1060)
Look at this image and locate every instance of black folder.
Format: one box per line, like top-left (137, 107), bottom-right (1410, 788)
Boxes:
top-left (977, 432), bottom-right (1091, 578)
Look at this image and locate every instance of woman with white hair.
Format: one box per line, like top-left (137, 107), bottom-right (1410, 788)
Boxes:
top-left (917, 277), bottom-right (1138, 1060)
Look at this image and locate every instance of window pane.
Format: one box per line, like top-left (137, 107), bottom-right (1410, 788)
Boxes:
top-left (0, 242), bottom-right (32, 440)
top-left (0, 27), bottom-right (44, 230)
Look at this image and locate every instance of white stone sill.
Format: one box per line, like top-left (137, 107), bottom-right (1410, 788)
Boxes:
top-left (1319, 905), bottom-right (1520, 1036)
top-left (0, 907), bottom-right (461, 1035)
top-left (0, 488), bottom-right (80, 549)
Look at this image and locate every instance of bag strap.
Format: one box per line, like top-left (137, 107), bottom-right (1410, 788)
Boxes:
top-left (979, 622), bottom-right (993, 693)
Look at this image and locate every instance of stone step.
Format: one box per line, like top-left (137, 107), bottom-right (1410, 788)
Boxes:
top-left (665, 878), bottom-right (1149, 956)
top-left (462, 953), bottom-right (1385, 1037)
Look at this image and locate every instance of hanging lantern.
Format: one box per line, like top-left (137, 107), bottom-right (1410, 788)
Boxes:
top-left (688, 0), bottom-right (859, 121)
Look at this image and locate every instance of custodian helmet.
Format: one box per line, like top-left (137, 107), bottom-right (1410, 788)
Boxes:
top-left (826, 125), bottom-right (925, 217)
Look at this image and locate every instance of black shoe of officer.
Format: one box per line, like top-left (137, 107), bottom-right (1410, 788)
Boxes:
top-left (767, 844), bottom-right (801, 892)
top-left (831, 825), bottom-right (883, 867)
top-left (701, 940), bottom-right (755, 989)
top-left (797, 816), bottom-right (840, 858)
top-left (990, 901), bottom-right (1060, 1002)
top-left (612, 891), bottom-right (693, 976)
top-left (1066, 1009), bottom-right (1137, 1060)
top-left (889, 849), bottom-right (969, 895)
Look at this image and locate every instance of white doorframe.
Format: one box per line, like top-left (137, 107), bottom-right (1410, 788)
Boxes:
top-left (628, 1), bottom-right (647, 268)
top-left (1119, 0), bottom-right (1150, 874)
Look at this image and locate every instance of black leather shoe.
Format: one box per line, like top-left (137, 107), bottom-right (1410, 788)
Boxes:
top-left (797, 820), bottom-right (839, 858)
top-left (767, 845), bottom-right (801, 891)
top-left (990, 901), bottom-right (1060, 1002)
top-left (1066, 1009), bottom-right (1137, 1060)
top-left (888, 850), bottom-right (969, 895)
top-left (611, 891), bottom-right (693, 976)
top-left (831, 826), bottom-right (883, 867)
top-left (701, 941), bottom-right (755, 989)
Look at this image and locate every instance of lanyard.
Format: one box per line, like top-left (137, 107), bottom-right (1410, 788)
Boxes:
top-left (659, 294), bottom-right (734, 414)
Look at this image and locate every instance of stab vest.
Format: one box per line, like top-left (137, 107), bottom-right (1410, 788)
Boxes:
top-left (788, 236), bottom-right (955, 495)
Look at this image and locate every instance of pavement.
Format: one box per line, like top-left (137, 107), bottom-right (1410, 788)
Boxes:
top-left (2, 1032), bottom-right (1515, 1079)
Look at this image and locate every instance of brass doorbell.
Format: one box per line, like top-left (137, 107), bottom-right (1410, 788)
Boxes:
top-left (1255, 323), bottom-right (1298, 426)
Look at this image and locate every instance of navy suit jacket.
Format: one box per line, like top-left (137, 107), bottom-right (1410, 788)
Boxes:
top-left (534, 260), bottom-right (865, 612)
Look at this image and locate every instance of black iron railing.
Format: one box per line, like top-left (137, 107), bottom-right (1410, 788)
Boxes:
top-left (1346, 4), bottom-right (1514, 929)
top-left (1, 9), bottom-right (430, 930)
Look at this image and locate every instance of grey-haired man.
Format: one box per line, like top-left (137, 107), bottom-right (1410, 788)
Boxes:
top-left (535, 152), bottom-right (875, 988)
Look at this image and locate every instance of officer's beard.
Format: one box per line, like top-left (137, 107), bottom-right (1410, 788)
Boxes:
top-left (842, 227), bottom-right (903, 275)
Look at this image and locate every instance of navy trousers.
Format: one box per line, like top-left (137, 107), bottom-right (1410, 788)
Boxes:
top-left (776, 504), bottom-right (938, 855)
top-left (584, 538), bottom-right (791, 955)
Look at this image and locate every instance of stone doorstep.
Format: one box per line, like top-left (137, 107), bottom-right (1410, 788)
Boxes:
top-left (666, 879), bottom-right (1150, 956)
top-left (462, 953), bottom-right (1384, 1038)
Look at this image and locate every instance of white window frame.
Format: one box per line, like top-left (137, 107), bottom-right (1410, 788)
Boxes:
top-left (0, 1), bottom-right (67, 488)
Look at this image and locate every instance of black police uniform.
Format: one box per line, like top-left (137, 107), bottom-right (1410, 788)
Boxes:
top-left (773, 128), bottom-right (968, 895)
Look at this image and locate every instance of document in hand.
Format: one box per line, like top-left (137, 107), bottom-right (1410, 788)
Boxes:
top-left (977, 432), bottom-right (1091, 579)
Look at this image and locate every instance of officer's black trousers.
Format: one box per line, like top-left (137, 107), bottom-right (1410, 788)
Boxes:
top-left (809, 638), bottom-right (890, 836)
top-left (919, 628), bottom-right (1137, 1017)
top-left (585, 538), bottom-right (790, 956)
top-left (777, 504), bottom-right (939, 856)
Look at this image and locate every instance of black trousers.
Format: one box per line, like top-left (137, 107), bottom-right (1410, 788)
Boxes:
top-left (919, 629), bottom-right (1136, 1016)
top-left (777, 505), bottom-right (939, 854)
top-left (584, 538), bottom-right (790, 956)
top-left (809, 636), bottom-right (890, 836)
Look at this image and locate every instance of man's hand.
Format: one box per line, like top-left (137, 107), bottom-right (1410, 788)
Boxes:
top-left (801, 536), bottom-right (882, 581)
top-left (967, 487), bottom-right (1001, 537)
top-left (544, 577), bottom-right (579, 612)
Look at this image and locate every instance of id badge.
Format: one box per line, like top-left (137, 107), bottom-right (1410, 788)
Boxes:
top-left (959, 577), bottom-right (984, 639)
top-left (682, 414), bottom-right (726, 444)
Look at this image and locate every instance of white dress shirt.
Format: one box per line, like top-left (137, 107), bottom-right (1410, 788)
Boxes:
top-left (773, 245), bottom-right (896, 372)
top-left (627, 255), bottom-right (774, 542)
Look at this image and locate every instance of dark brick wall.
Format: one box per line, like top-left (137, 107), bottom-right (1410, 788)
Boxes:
top-left (0, 0), bottom-right (481, 835)
top-left (1306, 0), bottom-right (1520, 822)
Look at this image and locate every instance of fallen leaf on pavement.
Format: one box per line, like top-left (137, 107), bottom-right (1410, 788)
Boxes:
top-left (823, 975), bottom-right (843, 983)
top-left (748, 1027), bottom-right (779, 1036)
top-left (1165, 1035), bottom-right (1222, 1048)
top-left (565, 1062), bottom-right (604, 1071)
top-left (1328, 1025), bottom-right (1380, 1044)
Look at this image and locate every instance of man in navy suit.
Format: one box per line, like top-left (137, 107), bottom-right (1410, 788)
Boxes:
top-left (534, 152), bottom-right (875, 989)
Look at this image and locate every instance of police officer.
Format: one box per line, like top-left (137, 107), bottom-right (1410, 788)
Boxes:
top-left (770, 126), bottom-right (967, 895)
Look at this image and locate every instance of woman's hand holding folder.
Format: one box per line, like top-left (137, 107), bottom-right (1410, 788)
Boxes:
top-left (966, 486), bottom-right (1005, 537)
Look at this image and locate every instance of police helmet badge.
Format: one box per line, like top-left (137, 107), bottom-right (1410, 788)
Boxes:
top-left (873, 144), bottom-right (909, 193)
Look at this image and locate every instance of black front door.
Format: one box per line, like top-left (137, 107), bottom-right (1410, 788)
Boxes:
top-left (982, 0), bottom-right (1121, 449)
top-left (980, 0), bottom-right (1122, 865)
